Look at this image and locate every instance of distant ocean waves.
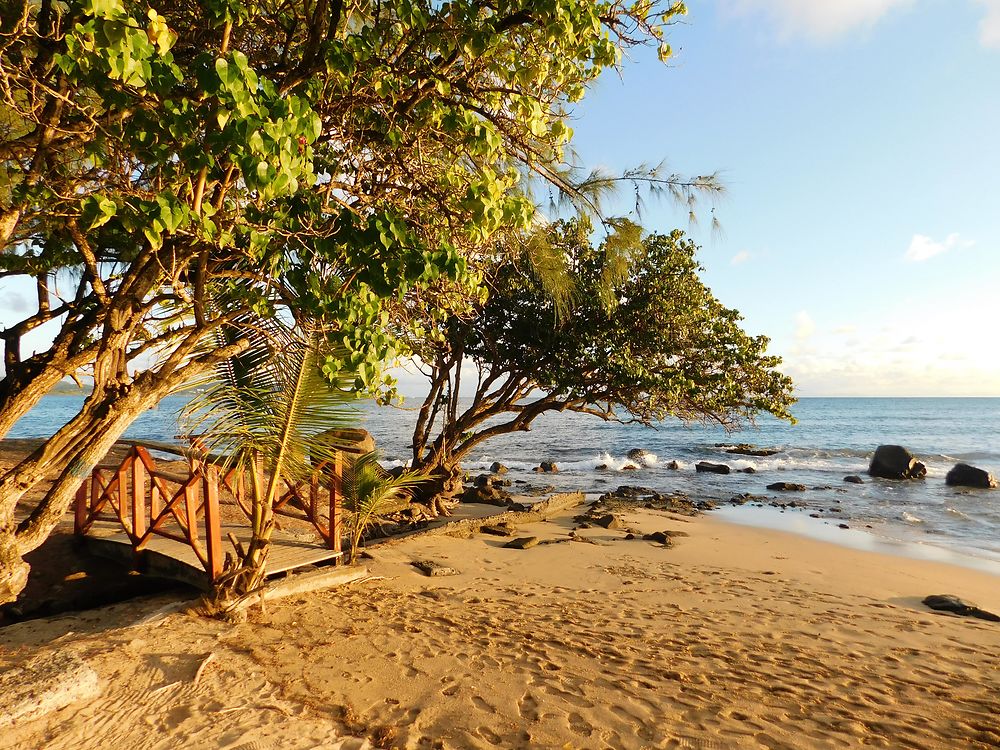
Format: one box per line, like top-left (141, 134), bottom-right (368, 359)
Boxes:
top-left (8, 395), bottom-right (1000, 564)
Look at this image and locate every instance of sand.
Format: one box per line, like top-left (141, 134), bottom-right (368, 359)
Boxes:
top-left (1, 504), bottom-right (998, 750)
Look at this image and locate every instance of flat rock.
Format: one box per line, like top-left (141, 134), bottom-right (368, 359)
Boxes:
top-left (0, 651), bottom-right (102, 729)
top-left (411, 560), bottom-right (460, 577)
top-left (504, 536), bottom-right (540, 550)
top-left (844, 475), bottom-right (864, 484)
top-left (720, 444), bottom-right (780, 457)
top-left (922, 594), bottom-right (1000, 622)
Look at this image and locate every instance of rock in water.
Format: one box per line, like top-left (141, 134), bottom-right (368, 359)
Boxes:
top-left (945, 463), bottom-right (997, 489)
top-left (922, 594), bottom-right (1000, 622)
top-left (489, 461), bottom-right (508, 475)
top-left (696, 461), bottom-right (731, 475)
top-left (666, 460), bottom-right (681, 470)
top-left (767, 482), bottom-right (807, 492)
top-left (868, 445), bottom-right (927, 480)
top-left (533, 461), bottom-right (559, 473)
top-left (721, 444), bottom-right (779, 457)
top-left (843, 475), bottom-right (864, 484)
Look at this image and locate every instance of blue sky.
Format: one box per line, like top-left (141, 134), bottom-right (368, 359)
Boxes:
top-left (565, 0), bottom-right (1000, 396)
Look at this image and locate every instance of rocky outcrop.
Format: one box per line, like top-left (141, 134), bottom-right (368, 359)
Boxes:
top-left (843, 475), bottom-right (864, 484)
top-left (666, 460), bottom-right (681, 470)
top-left (868, 445), bottom-right (927, 480)
top-left (533, 461), bottom-right (559, 473)
top-left (944, 463), bottom-right (997, 489)
top-left (489, 461), bottom-right (508, 474)
top-left (695, 461), bottom-right (731, 475)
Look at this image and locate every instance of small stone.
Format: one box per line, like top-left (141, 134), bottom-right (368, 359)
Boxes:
top-left (666, 461), bottom-right (681, 470)
top-left (767, 482), bottom-right (807, 492)
top-left (593, 514), bottom-right (621, 529)
top-left (624, 533), bottom-right (635, 540)
top-left (740, 467), bottom-right (757, 474)
top-left (696, 461), bottom-right (730, 475)
top-left (838, 523), bottom-right (849, 529)
top-left (489, 461), bottom-right (509, 475)
top-left (621, 464), bottom-right (639, 471)
top-left (596, 464), bottom-right (609, 471)
top-left (411, 560), bottom-right (460, 577)
top-left (844, 475), bottom-right (864, 484)
top-left (504, 537), bottom-right (540, 550)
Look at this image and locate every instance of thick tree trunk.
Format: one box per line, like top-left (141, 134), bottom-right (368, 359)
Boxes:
top-left (411, 453), bottom-right (465, 516)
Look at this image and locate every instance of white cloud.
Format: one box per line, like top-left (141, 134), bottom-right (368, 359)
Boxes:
top-left (730, 250), bottom-right (752, 265)
top-left (720, 0), bottom-right (912, 41)
top-left (794, 310), bottom-right (815, 340)
top-left (977, 0), bottom-right (1000, 47)
top-left (904, 232), bottom-right (973, 262)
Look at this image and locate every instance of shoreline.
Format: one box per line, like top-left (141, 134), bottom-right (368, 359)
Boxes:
top-left (3, 496), bottom-right (999, 749)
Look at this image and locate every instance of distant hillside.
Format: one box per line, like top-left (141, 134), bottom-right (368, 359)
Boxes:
top-left (48, 381), bottom-right (92, 396)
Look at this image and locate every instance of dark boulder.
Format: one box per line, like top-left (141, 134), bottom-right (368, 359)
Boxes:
top-left (462, 485), bottom-right (511, 506)
top-left (621, 464), bottom-right (639, 471)
top-left (740, 467), bottom-right (757, 474)
top-left (868, 445), bottom-right (927, 480)
top-left (843, 475), bottom-right (864, 484)
top-left (627, 448), bottom-right (654, 464)
top-left (922, 594), bottom-right (1000, 622)
top-left (489, 461), bottom-right (509, 474)
top-left (945, 463), bottom-right (997, 489)
top-left (533, 461), bottom-right (559, 473)
top-left (666, 460), bottom-right (681, 470)
top-left (695, 461), bottom-right (731, 475)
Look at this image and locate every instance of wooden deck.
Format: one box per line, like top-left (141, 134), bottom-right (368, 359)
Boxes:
top-left (83, 520), bottom-right (342, 590)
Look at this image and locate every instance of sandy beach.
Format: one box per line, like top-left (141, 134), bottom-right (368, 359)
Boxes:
top-left (2, 498), bottom-right (998, 750)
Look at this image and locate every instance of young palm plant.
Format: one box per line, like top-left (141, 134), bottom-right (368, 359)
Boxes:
top-left (341, 452), bottom-right (424, 564)
top-left (182, 317), bottom-right (357, 597)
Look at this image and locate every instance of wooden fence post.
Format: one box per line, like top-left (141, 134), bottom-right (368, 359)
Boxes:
top-left (132, 451), bottom-right (146, 540)
top-left (329, 452), bottom-right (342, 559)
top-left (204, 465), bottom-right (223, 581)
top-left (74, 480), bottom-right (88, 535)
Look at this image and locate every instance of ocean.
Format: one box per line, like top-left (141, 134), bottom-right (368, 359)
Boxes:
top-left (9, 396), bottom-right (1000, 569)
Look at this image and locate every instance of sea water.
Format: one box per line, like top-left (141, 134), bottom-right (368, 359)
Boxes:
top-left (9, 396), bottom-right (1000, 566)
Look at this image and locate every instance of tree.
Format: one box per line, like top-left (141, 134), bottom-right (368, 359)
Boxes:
top-left (0, 0), bottom-right (692, 603)
top-left (408, 219), bottom-right (796, 506)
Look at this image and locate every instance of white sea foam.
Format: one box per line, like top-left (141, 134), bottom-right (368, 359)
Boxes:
top-left (901, 511), bottom-right (924, 524)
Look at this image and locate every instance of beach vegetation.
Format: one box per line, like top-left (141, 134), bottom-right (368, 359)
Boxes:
top-left (0, 0), bottom-right (697, 603)
top-left (407, 219), bottom-right (796, 509)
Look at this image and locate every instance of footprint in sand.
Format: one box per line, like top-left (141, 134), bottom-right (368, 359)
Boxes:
top-left (517, 692), bottom-right (539, 722)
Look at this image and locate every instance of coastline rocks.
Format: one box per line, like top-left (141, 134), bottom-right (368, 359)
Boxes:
top-left (922, 594), bottom-right (1000, 622)
top-left (868, 445), bottom-right (927, 480)
top-left (844, 475), bottom-right (864, 484)
top-left (666, 460), bottom-right (681, 470)
top-left (740, 467), bottom-right (757, 474)
top-left (720, 443), bottom-right (780, 457)
top-left (533, 461), bottom-right (559, 473)
top-left (945, 463), bottom-right (997, 489)
top-left (462, 484), bottom-right (511, 506)
top-left (489, 461), bottom-right (508, 475)
top-left (696, 461), bottom-right (731, 475)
